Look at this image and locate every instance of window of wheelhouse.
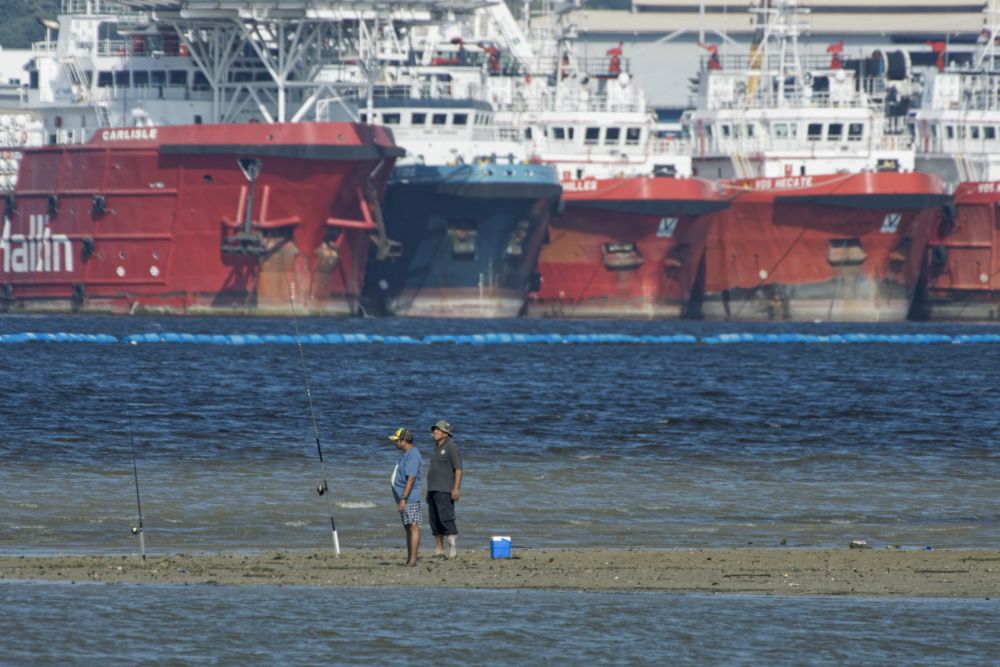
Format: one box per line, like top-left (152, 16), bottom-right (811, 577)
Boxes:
top-left (453, 113), bottom-right (468, 126)
top-left (411, 112), bottom-right (426, 125)
top-left (827, 123), bottom-right (843, 141)
top-left (584, 127), bottom-right (600, 145)
top-left (553, 127), bottom-right (566, 140)
top-left (945, 125), bottom-right (955, 139)
top-left (721, 124), bottom-right (731, 138)
top-left (168, 70), bottom-right (187, 86)
top-left (97, 71), bottom-right (114, 87)
top-left (848, 123), bottom-right (864, 141)
top-left (971, 125), bottom-right (981, 140)
top-left (807, 123), bottom-right (822, 141)
top-left (774, 123), bottom-right (789, 138)
top-left (625, 127), bottom-right (641, 145)
top-left (432, 113), bottom-right (448, 126)
top-left (986, 126), bottom-right (997, 140)
top-left (133, 71), bottom-right (149, 87)
top-left (605, 127), bottom-right (621, 145)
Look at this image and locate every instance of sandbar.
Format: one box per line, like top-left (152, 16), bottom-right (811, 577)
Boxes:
top-left (0, 548), bottom-right (996, 596)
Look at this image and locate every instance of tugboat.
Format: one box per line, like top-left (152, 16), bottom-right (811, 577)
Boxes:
top-left (685, 0), bottom-right (948, 321)
top-left (0, 1), bottom-right (401, 315)
top-left (909, 10), bottom-right (1000, 321)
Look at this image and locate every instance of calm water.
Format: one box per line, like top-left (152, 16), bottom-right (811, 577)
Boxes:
top-left (1, 583), bottom-right (997, 666)
top-left (1, 315), bottom-right (998, 662)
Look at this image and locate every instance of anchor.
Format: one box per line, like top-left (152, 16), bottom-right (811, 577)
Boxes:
top-left (222, 157), bottom-right (270, 256)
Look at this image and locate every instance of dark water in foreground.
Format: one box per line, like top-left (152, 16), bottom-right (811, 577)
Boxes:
top-left (1, 583), bottom-right (997, 666)
top-left (1, 316), bottom-right (998, 663)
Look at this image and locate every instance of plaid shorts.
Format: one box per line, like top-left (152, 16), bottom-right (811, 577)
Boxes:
top-left (400, 500), bottom-right (422, 526)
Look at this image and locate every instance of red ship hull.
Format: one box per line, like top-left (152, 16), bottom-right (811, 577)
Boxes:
top-left (918, 182), bottom-right (1000, 321)
top-left (0, 123), bottom-right (400, 315)
top-left (699, 172), bottom-right (948, 321)
top-left (527, 177), bottom-right (729, 318)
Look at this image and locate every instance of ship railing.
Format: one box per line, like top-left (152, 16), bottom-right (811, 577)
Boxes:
top-left (493, 94), bottom-right (648, 115)
top-left (651, 137), bottom-right (691, 156)
top-left (61, 0), bottom-right (143, 20)
top-left (704, 53), bottom-right (862, 73)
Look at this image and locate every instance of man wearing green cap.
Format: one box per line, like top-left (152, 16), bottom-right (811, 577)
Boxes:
top-left (427, 419), bottom-right (463, 558)
top-left (387, 427), bottom-right (422, 566)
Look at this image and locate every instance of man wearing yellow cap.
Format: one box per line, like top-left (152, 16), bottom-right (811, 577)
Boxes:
top-left (387, 427), bottom-right (422, 566)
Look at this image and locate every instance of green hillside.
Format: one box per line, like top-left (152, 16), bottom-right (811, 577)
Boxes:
top-left (0, 0), bottom-right (60, 49)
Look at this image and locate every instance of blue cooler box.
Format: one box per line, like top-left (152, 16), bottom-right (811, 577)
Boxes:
top-left (490, 536), bottom-right (511, 559)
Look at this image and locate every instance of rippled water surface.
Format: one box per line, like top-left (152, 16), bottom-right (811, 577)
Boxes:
top-left (2, 315), bottom-right (998, 663)
top-left (2, 316), bottom-right (997, 553)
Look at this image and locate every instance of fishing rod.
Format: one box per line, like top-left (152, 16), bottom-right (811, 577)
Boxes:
top-left (125, 398), bottom-right (146, 562)
top-left (286, 280), bottom-right (341, 555)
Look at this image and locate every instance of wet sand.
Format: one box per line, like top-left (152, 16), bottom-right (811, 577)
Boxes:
top-left (1, 548), bottom-right (997, 596)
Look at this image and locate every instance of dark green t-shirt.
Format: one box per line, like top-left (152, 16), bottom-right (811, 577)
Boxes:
top-left (427, 437), bottom-right (463, 492)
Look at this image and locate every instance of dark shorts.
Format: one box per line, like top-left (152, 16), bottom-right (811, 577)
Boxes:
top-left (426, 491), bottom-right (457, 536)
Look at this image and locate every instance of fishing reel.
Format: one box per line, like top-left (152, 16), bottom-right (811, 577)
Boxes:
top-left (316, 481), bottom-right (329, 496)
top-left (131, 526), bottom-right (141, 536)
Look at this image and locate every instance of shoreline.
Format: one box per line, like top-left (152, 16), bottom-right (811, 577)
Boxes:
top-left (1, 548), bottom-right (997, 597)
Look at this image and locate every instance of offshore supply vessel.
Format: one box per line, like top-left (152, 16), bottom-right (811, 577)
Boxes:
top-left (0, 0), bottom-right (401, 315)
top-left (348, 6), bottom-right (561, 318)
top-left (908, 10), bottom-right (1000, 321)
top-left (684, 0), bottom-right (948, 321)
top-left (463, 1), bottom-right (731, 318)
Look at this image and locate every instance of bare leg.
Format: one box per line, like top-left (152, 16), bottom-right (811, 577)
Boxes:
top-left (447, 534), bottom-right (457, 559)
top-left (434, 534), bottom-right (445, 556)
top-left (406, 523), bottom-right (420, 566)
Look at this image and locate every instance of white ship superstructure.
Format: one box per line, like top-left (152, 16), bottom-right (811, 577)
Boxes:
top-left (684, 0), bottom-right (913, 181)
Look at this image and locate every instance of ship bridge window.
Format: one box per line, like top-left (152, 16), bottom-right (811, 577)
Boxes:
top-left (113, 71), bottom-right (130, 87)
top-left (169, 70), bottom-right (187, 86)
top-left (30, 70), bottom-right (39, 89)
top-left (605, 127), bottom-right (621, 145)
top-left (848, 123), bottom-right (864, 141)
top-left (774, 123), bottom-right (789, 138)
top-left (193, 72), bottom-right (209, 90)
top-left (828, 123), bottom-right (843, 141)
top-left (453, 113), bottom-right (468, 126)
top-left (359, 113), bottom-right (368, 123)
top-left (412, 112), bottom-right (426, 125)
top-left (382, 113), bottom-right (401, 125)
top-left (721, 124), bottom-right (731, 138)
top-left (930, 125), bottom-right (938, 138)
top-left (705, 125), bottom-right (713, 138)
top-left (151, 71), bottom-right (166, 85)
top-left (807, 123), bottom-right (823, 141)
top-left (432, 113), bottom-right (448, 126)
top-left (133, 71), bottom-right (149, 86)
top-left (553, 127), bottom-right (566, 140)
top-left (745, 124), bottom-right (755, 138)
top-left (584, 127), bottom-right (600, 145)
top-left (971, 125), bottom-right (981, 140)
top-left (97, 71), bottom-right (113, 88)
top-left (986, 126), bottom-right (996, 140)
top-left (945, 125), bottom-right (955, 139)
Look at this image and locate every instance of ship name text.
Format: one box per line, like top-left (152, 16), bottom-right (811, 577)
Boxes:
top-left (1, 215), bottom-right (74, 274)
top-left (754, 176), bottom-right (813, 190)
top-left (976, 182), bottom-right (1000, 193)
top-left (100, 128), bottom-right (158, 142)
top-left (562, 179), bottom-right (599, 192)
